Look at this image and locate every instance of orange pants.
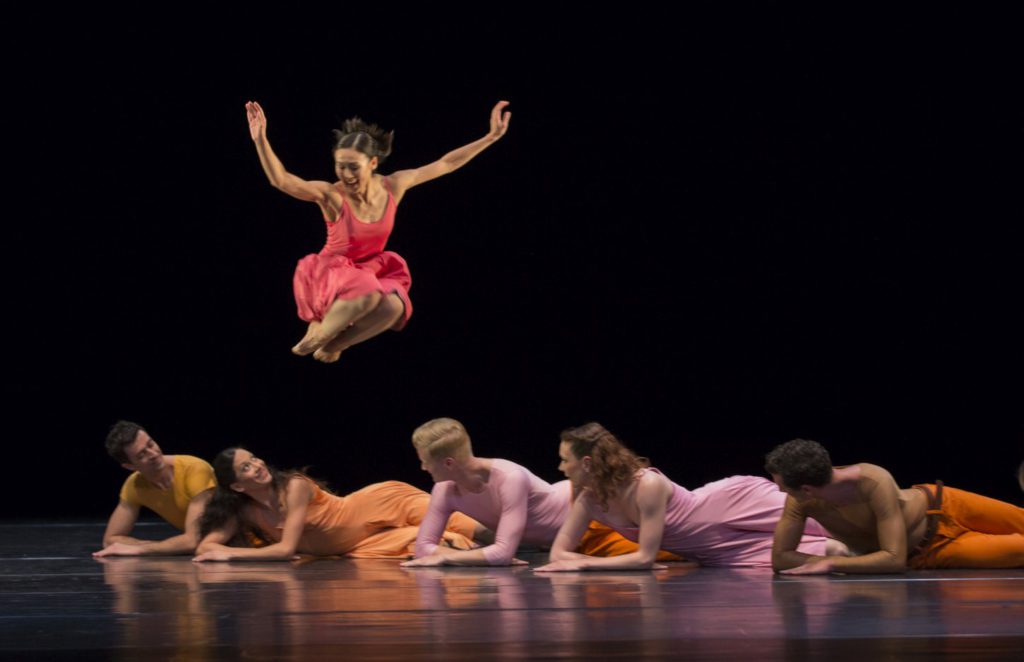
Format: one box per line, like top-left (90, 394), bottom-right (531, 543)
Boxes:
top-left (909, 484), bottom-right (1024, 569)
top-left (577, 521), bottom-right (684, 562)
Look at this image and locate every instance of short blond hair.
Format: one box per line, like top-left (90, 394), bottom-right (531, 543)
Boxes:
top-left (412, 418), bottom-right (472, 461)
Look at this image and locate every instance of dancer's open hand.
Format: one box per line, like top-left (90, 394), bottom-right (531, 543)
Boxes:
top-left (192, 550), bottom-right (233, 563)
top-left (487, 100), bottom-right (511, 141)
top-left (92, 542), bottom-right (145, 558)
top-left (533, 559), bottom-right (588, 572)
top-left (246, 101), bottom-right (267, 141)
top-left (779, 558), bottom-right (835, 575)
top-left (401, 555), bottom-right (447, 567)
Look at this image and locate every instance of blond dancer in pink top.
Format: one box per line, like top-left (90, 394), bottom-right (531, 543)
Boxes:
top-left (402, 419), bottom-right (681, 567)
top-left (537, 422), bottom-right (848, 571)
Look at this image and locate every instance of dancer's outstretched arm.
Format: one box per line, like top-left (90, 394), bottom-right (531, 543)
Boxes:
top-left (94, 491), bottom-right (212, 557)
top-left (403, 472), bottom-right (529, 567)
top-left (533, 496), bottom-right (595, 569)
top-left (246, 101), bottom-right (335, 204)
top-left (387, 101), bottom-right (510, 203)
top-left (771, 498), bottom-right (817, 571)
top-left (779, 479), bottom-right (908, 575)
top-left (100, 500), bottom-right (145, 547)
top-left (192, 478), bottom-right (314, 562)
top-left (536, 475), bottom-right (670, 572)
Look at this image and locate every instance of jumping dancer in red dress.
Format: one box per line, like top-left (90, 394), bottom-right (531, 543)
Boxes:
top-left (245, 100), bottom-right (510, 362)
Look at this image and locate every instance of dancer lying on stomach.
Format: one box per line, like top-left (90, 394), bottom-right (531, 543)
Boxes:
top-left (766, 438), bottom-right (1024, 573)
top-left (193, 448), bottom-right (484, 561)
top-left (536, 422), bottom-right (843, 571)
top-left (94, 420), bottom-right (214, 557)
top-left (403, 418), bottom-right (683, 567)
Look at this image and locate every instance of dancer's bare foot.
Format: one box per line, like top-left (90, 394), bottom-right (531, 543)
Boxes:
top-left (291, 322), bottom-right (323, 356)
top-left (313, 348), bottom-right (343, 363)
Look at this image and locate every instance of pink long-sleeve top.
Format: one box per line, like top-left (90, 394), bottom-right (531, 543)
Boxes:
top-left (590, 472), bottom-right (830, 567)
top-left (414, 459), bottom-right (572, 565)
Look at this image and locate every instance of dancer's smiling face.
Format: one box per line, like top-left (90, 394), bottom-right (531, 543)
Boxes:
top-left (416, 448), bottom-right (456, 483)
top-left (334, 148), bottom-right (377, 191)
top-left (230, 449), bottom-right (273, 492)
top-left (121, 430), bottom-right (167, 474)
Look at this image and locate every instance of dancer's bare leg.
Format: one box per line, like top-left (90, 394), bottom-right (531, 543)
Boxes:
top-left (291, 292), bottom-right (382, 355)
top-left (294, 321), bottom-right (322, 352)
top-left (313, 293), bottom-right (405, 363)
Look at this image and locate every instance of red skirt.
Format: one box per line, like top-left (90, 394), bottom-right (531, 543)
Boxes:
top-left (292, 250), bottom-right (412, 330)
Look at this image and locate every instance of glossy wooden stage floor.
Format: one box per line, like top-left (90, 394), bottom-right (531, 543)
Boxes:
top-left (2, 523), bottom-right (1023, 660)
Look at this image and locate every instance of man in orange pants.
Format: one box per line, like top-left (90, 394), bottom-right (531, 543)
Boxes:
top-left (764, 439), bottom-right (1024, 574)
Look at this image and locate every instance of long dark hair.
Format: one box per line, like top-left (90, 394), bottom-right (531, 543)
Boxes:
top-left (198, 448), bottom-right (327, 542)
top-left (561, 422), bottom-right (649, 510)
top-left (197, 448), bottom-right (284, 541)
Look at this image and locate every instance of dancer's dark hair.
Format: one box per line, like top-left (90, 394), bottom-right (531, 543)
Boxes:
top-left (105, 420), bottom-right (144, 463)
top-left (764, 439), bottom-right (834, 489)
top-left (198, 447), bottom-right (329, 542)
top-left (333, 117), bottom-right (393, 163)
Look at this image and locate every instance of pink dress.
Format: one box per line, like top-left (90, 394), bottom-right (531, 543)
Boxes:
top-left (590, 472), bottom-right (830, 567)
top-left (292, 177), bottom-right (413, 328)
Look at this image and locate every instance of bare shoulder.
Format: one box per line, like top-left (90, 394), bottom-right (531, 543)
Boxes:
top-left (307, 179), bottom-right (338, 193)
top-left (781, 492), bottom-right (810, 518)
top-left (285, 475), bottom-right (315, 498)
top-left (383, 171), bottom-right (416, 203)
top-left (299, 178), bottom-right (341, 204)
top-left (856, 463), bottom-right (899, 493)
top-left (318, 180), bottom-right (344, 206)
top-left (384, 170), bottom-right (414, 188)
top-left (635, 470), bottom-right (673, 502)
top-left (853, 464), bottom-right (905, 518)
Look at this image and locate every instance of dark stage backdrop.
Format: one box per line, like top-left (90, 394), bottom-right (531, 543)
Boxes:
top-left (4, 6), bottom-right (1021, 521)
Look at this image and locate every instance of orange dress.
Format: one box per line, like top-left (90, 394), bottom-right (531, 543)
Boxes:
top-left (248, 479), bottom-right (478, 558)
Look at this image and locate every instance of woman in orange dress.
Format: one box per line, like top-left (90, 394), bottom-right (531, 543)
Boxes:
top-left (193, 448), bottom-right (483, 561)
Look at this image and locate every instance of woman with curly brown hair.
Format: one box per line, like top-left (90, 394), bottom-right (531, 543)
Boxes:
top-left (245, 99), bottom-right (510, 362)
top-left (536, 422), bottom-right (844, 571)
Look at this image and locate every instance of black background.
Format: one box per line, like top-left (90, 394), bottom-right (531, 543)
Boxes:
top-left (5, 5), bottom-right (1021, 521)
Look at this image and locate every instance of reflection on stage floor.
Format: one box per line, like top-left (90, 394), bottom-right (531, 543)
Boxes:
top-left (2, 522), bottom-right (1022, 659)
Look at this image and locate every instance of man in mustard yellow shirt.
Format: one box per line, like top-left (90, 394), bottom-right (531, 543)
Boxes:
top-left (93, 421), bottom-right (216, 557)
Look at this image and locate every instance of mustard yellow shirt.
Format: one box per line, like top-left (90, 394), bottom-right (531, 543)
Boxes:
top-left (119, 455), bottom-right (216, 530)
